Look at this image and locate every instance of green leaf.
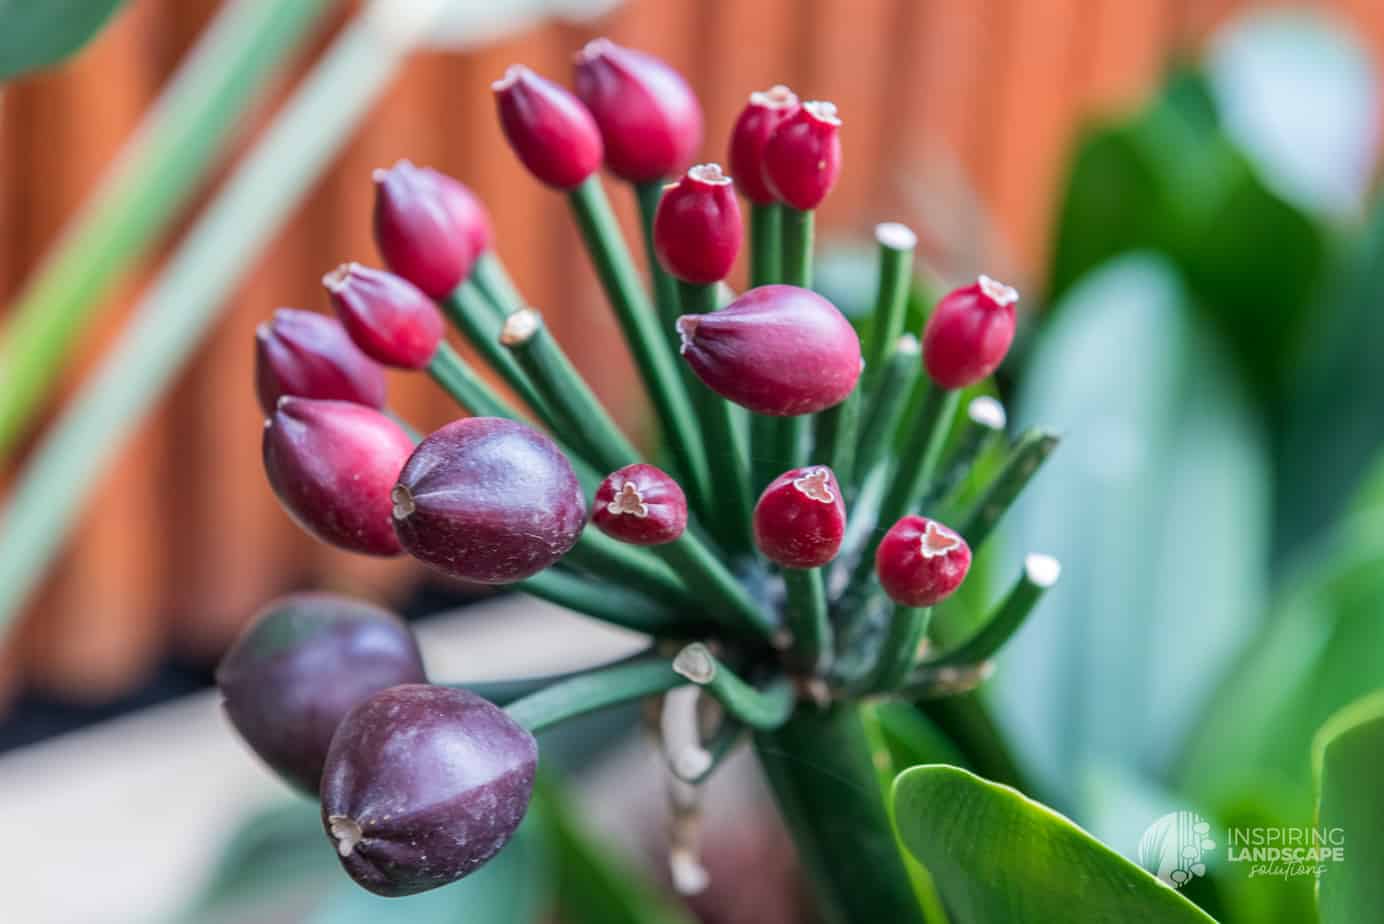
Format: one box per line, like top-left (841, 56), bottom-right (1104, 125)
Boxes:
top-left (1313, 691), bottom-right (1384, 924)
top-left (892, 765), bottom-right (1218, 924)
top-left (0, 0), bottom-right (130, 80)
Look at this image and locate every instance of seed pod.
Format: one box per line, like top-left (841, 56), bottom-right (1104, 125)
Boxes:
top-left (875, 515), bottom-right (972, 607)
top-left (762, 100), bottom-right (842, 211)
top-left (592, 463), bottom-right (688, 546)
top-left (216, 593), bottom-right (427, 794)
top-left (653, 163), bottom-right (742, 284)
top-left (921, 275), bottom-right (1019, 390)
top-left (753, 466), bottom-right (846, 569)
top-left (493, 65), bottom-right (603, 190)
top-left (573, 38), bottom-right (702, 184)
top-left (728, 85), bottom-right (800, 205)
top-left (392, 417), bottom-right (586, 583)
top-left (254, 308), bottom-right (387, 415)
top-left (323, 263), bottom-right (444, 369)
top-left (677, 284), bottom-right (861, 416)
top-left (263, 398), bottom-right (413, 556)
top-left (321, 684), bottom-right (537, 897)
top-left (373, 160), bottom-right (491, 299)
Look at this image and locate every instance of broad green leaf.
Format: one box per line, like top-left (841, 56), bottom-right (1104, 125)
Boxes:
top-left (0, 0), bottom-right (130, 80)
top-left (892, 765), bottom-right (1217, 923)
top-left (1313, 691), bottom-right (1384, 924)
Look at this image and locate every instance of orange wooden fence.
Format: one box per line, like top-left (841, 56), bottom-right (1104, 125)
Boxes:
top-left (1, 0), bottom-right (1380, 705)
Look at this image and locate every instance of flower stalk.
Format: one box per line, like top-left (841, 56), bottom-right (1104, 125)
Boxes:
top-left (440, 283), bottom-right (552, 418)
top-left (957, 427), bottom-right (1061, 548)
top-left (504, 656), bottom-right (687, 734)
top-left (673, 643), bottom-right (795, 731)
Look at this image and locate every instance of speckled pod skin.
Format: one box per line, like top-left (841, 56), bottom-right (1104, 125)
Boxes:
top-left (493, 65), bottom-right (603, 190)
top-left (875, 515), bottom-right (972, 607)
top-left (373, 160), bottom-right (491, 299)
top-left (591, 462), bottom-right (688, 546)
top-left (761, 101), bottom-right (842, 211)
top-left (653, 164), bottom-right (742, 284)
top-left (254, 308), bottom-right (386, 416)
top-left (574, 38), bottom-right (702, 184)
top-left (323, 263), bottom-right (444, 370)
top-left (921, 276), bottom-right (1019, 390)
top-left (263, 397), bottom-right (414, 556)
top-left (216, 593), bottom-right (427, 794)
top-left (320, 684), bottom-right (537, 897)
top-left (677, 284), bottom-right (862, 416)
top-left (753, 466), bottom-right (846, 569)
top-left (728, 85), bottom-right (800, 205)
top-left (392, 417), bottom-right (586, 583)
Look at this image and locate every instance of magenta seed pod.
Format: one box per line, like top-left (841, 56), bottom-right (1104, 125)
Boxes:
top-left (493, 65), bottom-right (603, 190)
top-left (323, 263), bottom-right (444, 370)
top-left (254, 308), bottom-right (387, 416)
top-left (392, 417), bottom-right (586, 583)
top-left (875, 515), bottom-right (972, 607)
top-left (373, 160), bottom-right (491, 299)
top-left (573, 38), bottom-right (703, 184)
top-left (216, 593), bottom-right (427, 794)
top-left (728, 85), bottom-right (800, 205)
top-left (321, 684), bottom-right (537, 897)
top-left (922, 275), bottom-right (1020, 390)
top-left (263, 398), bottom-right (414, 556)
top-left (677, 284), bottom-right (862, 416)
top-left (592, 463), bottom-right (688, 546)
top-left (762, 100), bottom-right (842, 211)
top-left (753, 466), bottom-right (846, 569)
top-left (653, 163), bottom-right (743, 284)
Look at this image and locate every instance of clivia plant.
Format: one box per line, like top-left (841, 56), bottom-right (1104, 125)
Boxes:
top-left (218, 37), bottom-right (1220, 924)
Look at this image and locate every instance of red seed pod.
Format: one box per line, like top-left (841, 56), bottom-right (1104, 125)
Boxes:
top-left (753, 466), bottom-right (846, 569)
top-left (875, 515), bottom-right (972, 607)
top-left (573, 38), bottom-right (703, 184)
top-left (762, 100), bottom-right (842, 211)
top-left (216, 593), bottom-right (427, 794)
top-left (372, 160), bottom-right (491, 299)
top-left (677, 284), bottom-right (862, 416)
top-left (922, 275), bottom-right (1020, 390)
top-left (728, 85), bottom-right (800, 205)
top-left (323, 263), bottom-right (443, 370)
top-left (263, 398), bottom-right (414, 556)
top-left (653, 163), bottom-right (743, 284)
top-left (392, 417), bottom-right (586, 583)
top-left (592, 463), bottom-right (688, 546)
top-left (321, 684), bottom-right (537, 897)
top-left (493, 65), bottom-right (603, 190)
top-left (254, 308), bottom-right (387, 416)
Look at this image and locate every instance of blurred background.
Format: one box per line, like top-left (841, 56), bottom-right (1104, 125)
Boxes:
top-left (3, 0), bottom-right (1384, 922)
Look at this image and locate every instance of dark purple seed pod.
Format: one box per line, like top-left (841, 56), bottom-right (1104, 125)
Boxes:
top-left (392, 417), bottom-right (586, 583)
top-left (762, 100), bottom-right (842, 211)
top-left (493, 65), bottom-right (603, 190)
top-left (373, 160), bottom-right (491, 299)
top-left (752, 466), bottom-right (846, 569)
top-left (591, 462), bottom-right (688, 546)
top-left (728, 85), bottom-right (800, 205)
top-left (323, 262), bottom-right (444, 370)
top-left (254, 308), bottom-right (387, 416)
top-left (676, 284), bottom-right (862, 416)
top-left (321, 684), bottom-right (537, 897)
top-left (875, 515), bottom-right (972, 607)
top-left (573, 38), bottom-right (703, 184)
top-left (216, 593), bottom-right (427, 794)
top-left (922, 275), bottom-right (1019, 390)
top-left (263, 397), bottom-right (414, 556)
top-left (653, 163), bottom-right (742, 285)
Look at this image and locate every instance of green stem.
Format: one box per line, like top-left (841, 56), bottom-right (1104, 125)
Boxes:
top-left (634, 180), bottom-right (685, 358)
top-left (755, 704), bottom-right (929, 924)
top-left (770, 206), bottom-right (816, 470)
top-left (440, 284), bottom-right (553, 419)
top-left (470, 251), bottom-right (524, 318)
top-left (860, 223), bottom-right (918, 400)
top-left (501, 308), bottom-right (641, 474)
top-left (927, 395), bottom-right (1008, 515)
top-left (956, 428), bottom-right (1060, 551)
top-left (918, 692), bottom-right (1031, 791)
top-left (853, 335), bottom-right (921, 491)
top-left (783, 568), bottom-right (832, 674)
top-left (657, 534), bottom-right (777, 641)
top-left (749, 202), bottom-right (783, 287)
top-left (448, 648), bottom-right (653, 705)
top-left (673, 644), bottom-right (795, 731)
top-left (519, 567), bottom-right (689, 636)
top-left (677, 281), bottom-right (754, 555)
top-left (813, 389), bottom-right (862, 487)
top-left (869, 605), bottom-right (933, 693)
top-left (426, 342), bottom-right (525, 421)
top-left (564, 528), bottom-right (691, 609)
top-left (923, 554), bottom-right (1059, 669)
top-left (505, 657), bottom-right (685, 734)
top-left (566, 177), bottom-right (713, 517)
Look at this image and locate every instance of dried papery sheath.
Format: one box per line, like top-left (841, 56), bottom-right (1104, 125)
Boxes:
top-left (323, 263), bottom-right (444, 369)
top-left (493, 65), bottom-right (603, 190)
top-left (753, 466), bottom-right (846, 569)
top-left (373, 160), bottom-right (491, 298)
top-left (728, 85), bottom-right (800, 204)
top-left (761, 100), bottom-right (842, 211)
top-left (255, 308), bottom-right (386, 415)
top-left (592, 463), bottom-right (688, 546)
top-left (653, 163), bottom-right (743, 284)
top-left (922, 275), bottom-right (1019, 389)
top-left (876, 515), bottom-right (972, 607)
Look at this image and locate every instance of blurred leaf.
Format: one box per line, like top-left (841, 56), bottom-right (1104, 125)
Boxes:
top-left (0, 0), bottom-right (130, 80)
top-left (1314, 691), bottom-right (1384, 924)
top-left (422, 0), bottom-right (622, 48)
top-left (892, 765), bottom-right (1217, 923)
